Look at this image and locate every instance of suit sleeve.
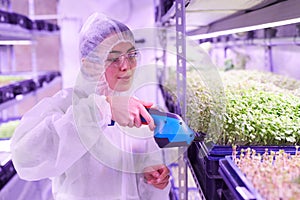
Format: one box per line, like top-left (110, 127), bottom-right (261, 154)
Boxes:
top-left (11, 89), bottom-right (112, 181)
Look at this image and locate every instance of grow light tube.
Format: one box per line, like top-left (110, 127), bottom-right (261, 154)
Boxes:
top-left (0, 40), bottom-right (33, 45)
top-left (189, 18), bottom-right (300, 40)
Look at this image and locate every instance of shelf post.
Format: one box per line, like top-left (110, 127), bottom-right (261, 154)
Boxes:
top-left (175, 0), bottom-right (188, 199)
top-left (28, 0), bottom-right (38, 76)
top-left (264, 45), bottom-right (274, 72)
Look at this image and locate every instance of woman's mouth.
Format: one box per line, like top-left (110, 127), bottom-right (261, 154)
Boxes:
top-left (117, 75), bottom-right (131, 80)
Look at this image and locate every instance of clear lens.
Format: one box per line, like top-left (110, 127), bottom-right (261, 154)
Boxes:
top-left (106, 50), bottom-right (140, 67)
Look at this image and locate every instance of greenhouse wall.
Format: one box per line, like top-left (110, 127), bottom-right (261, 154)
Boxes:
top-left (210, 45), bottom-right (300, 80)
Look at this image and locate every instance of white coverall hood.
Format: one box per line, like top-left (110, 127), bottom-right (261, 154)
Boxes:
top-left (76, 12), bottom-right (136, 97)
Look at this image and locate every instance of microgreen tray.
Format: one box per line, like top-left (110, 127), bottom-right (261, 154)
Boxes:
top-left (219, 157), bottom-right (263, 200)
top-left (219, 147), bottom-right (298, 200)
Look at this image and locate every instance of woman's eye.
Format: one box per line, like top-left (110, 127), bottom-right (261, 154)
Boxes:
top-left (112, 58), bottom-right (120, 62)
top-left (107, 57), bottom-right (120, 63)
top-left (128, 51), bottom-right (139, 59)
top-left (128, 54), bottom-right (135, 59)
top-left (129, 53), bottom-right (136, 58)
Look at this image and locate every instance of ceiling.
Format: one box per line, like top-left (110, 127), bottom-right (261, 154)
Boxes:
top-left (185, 0), bottom-right (266, 29)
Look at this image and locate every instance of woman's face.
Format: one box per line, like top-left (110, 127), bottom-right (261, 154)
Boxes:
top-left (104, 42), bottom-right (138, 92)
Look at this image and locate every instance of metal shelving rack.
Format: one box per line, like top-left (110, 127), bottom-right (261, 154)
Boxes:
top-left (0, 1), bottom-right (60, 108)
top-left (0, 1), bottom-right (61, 195)
top-left (0, 75), bottom-right (61, 111)
top-left (155, 0), bottom-right (204, 199)
top-left (188, 0), bottom-right (300, 74)
top-left (156, 0), bottom-right (300, 200)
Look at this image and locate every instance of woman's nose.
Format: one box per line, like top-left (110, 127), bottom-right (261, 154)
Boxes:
top-left (119, 58), bottom-right (131, 71)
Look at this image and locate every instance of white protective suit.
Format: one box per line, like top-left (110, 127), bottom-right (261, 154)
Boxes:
top-left (11, 13), bottom-right (172, 200)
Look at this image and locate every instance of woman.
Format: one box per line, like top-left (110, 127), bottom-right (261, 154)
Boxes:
top-left (11, 12), bottom-right (171, 200)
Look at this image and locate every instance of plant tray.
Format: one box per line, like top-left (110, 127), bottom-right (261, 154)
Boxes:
top-left (219, 146), bottom-right (298, 200)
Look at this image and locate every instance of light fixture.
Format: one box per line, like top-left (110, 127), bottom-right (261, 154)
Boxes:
top-left (0, 40), bottom-right (33, 45)
top-left (189, 18), bottom-right (300, 40)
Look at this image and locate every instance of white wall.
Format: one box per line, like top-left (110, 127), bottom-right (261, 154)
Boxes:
top-left (272, 46), bottom-right (300, 79)
top-left (210, 44), bottom-right (300, 80)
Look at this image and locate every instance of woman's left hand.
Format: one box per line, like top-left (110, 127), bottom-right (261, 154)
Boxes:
top-left (143, 164), bottom-right (170, 190)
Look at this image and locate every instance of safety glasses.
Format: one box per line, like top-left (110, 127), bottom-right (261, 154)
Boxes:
top-left (105, 50), bottom-right (140, 67)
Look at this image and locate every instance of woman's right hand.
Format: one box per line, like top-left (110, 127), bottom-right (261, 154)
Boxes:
top-left (106, 96), bottom-right (155, 131)
top-left (143, 164), bottom-right (170, 190)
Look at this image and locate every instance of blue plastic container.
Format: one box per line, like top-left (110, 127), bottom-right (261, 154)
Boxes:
top-left (0, 85), bottom-right (14, 103)
top-left (190, 142), bottom-right (297, 176)
top-left (219, 146), bottom-right (297, 200)
top-left (188, 142), bottom-right (226, 200)
top-left (0, 154), bottom-right (16, 190)
top-left (188, 142), bottom-right (298, 200)
top-left (219, 158), bottom-right (264, 200)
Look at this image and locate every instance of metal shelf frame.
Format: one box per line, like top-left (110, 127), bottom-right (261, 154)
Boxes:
top-left (157, 0), bottom-right (300, 199)
top-left (187, 0), bottom-right (300, 37)
top-left (175, 0), bottom-right (188, 199)
top-left (156, 0), bottom-right (197, 199)
top-left (0, 1), bottom-right (61, 196)
top-left (186, 159), bottom-right (206, 200)
top-left (209, 35), bottom-right (300, 73)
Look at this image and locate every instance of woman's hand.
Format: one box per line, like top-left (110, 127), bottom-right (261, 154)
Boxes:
top-left (143, 164), bottom-right (170, 190)
top-left (106, 96), bottom-right (155, 131)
